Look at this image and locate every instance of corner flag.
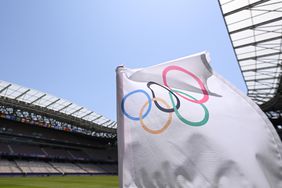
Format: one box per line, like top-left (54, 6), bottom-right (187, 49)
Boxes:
top-left (116, 52), bottom-right (282, 188)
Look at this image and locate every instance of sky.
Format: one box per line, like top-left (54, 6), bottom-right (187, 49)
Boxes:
top-left (0, 0), bottom-right (246, 121)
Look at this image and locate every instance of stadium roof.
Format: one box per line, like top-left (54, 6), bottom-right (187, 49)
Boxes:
top-left (218, 0), bottom-right (282, 108)
top-left (0, 80), bottom-right (117, 133)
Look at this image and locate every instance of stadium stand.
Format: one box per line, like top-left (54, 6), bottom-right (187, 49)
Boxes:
top-left (76, 163), bottom-right (118, 174)
top-left (50, 162), bottom-right (87, 174)
top-left (0, 160), bottom-right (22, 174)
top-left (0, 81), bottom-right (117, 176)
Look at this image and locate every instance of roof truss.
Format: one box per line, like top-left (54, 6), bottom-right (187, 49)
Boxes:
top-left (219, 0), bottom-right (282, 105)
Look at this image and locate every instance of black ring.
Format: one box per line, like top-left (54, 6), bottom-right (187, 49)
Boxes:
top-left (147, 81), bottom-right (180, 113)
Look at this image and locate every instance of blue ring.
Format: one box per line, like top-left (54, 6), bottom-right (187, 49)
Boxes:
top-left (121, 89), bottom-right (152, 121)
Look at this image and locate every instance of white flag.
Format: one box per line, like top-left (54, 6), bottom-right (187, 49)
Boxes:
top-left (116, 52), bottom-right (282, 188)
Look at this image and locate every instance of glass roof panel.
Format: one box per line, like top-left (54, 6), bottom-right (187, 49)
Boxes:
top-left (219, 0), bottom-right (282, 105)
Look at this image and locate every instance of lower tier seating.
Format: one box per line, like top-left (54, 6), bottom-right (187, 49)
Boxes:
top-left (0, 159), bottom-right (117, 175)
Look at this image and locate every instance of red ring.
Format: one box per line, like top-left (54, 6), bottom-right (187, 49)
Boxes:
top-left (162, 65), bottom-right (209, 104)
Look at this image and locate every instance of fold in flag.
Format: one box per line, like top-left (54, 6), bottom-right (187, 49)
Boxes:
top-left (116, 52), bottom-right (282, 188)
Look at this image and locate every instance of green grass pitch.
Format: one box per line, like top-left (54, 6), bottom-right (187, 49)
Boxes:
top-left (0, 175), bottom-right (118, 188)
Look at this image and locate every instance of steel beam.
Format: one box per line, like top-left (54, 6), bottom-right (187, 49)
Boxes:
top-left (0, 84), bottom-right (12, 94)
top-left (230, 16), bottom-right (282, 35)
top-left (14, 89), bottom-right (30, 100)
top-left (81, 111), bottom-right (93, 119)
top-left (234, 36), bottom-right (282, 49)
top-left (92, 115), bottom-right (103, 122)
top-left (30, 94), bottom-right (47, 104)
top-left (242, 65), bottom-right (281, 72)
top-left (58, 103), bottom-right (72, 112)
top-left (245, 76), bottom-right (280, 82)
top-left (239, 52), bottom-right (282, 61)
top-left (69, 107), bottom-right (83, 116)
top-left (248, 87), bottom-right (277, 91)
top-left (101, 120), bottom-right (111, 126)
top-left (223, 0), bottom-right (270, 16)
top-left (45, 98), bottom-right (60, 108)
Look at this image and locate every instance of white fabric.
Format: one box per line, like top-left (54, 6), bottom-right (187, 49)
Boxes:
top-left (116, 52), bottom-right (282, 188)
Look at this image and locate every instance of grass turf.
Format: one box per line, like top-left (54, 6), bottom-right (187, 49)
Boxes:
top-left (0, 175), bottom-right (118, 188)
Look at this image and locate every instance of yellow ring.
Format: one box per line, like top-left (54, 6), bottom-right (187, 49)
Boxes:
top-left (139, 97), bottom-right (172, 134)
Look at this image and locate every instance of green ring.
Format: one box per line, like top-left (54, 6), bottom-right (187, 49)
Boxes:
top-left (169, 89), bottom-right (209, 126)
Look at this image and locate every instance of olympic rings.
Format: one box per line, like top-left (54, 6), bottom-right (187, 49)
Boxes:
top-left (162, 65), bottom-right (209, 104)
top-left (139, 97), bottom-right (172, 134)
top-left (147, 81), bottom-right (180, 113)
top-left (121, 89), bottom-right (152, 121)
top-left (121, 65), bottom-right (210, 134)
top-left (169, 89), bottom-right (209, 126)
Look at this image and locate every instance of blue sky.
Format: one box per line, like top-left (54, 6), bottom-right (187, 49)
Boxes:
top-left (0, 0), bottom-right (245, 121)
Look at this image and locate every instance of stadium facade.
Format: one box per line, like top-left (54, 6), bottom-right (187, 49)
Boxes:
top-left (218, 0), bottom-right (282, 139)
top-left (0, 80), bottom-right (117, 176)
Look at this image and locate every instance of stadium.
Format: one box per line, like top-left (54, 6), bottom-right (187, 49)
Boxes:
top-left (0, 80), bottom-right (118, 176)
top-left (0, 0), bottom-right (281, 187)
